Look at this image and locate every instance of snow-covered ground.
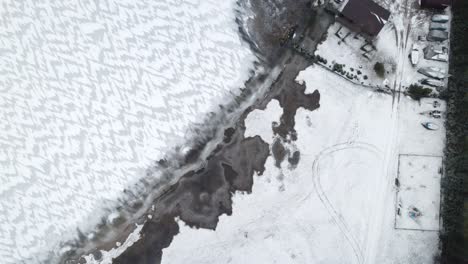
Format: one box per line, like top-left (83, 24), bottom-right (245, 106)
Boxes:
top-left (0, 0), bottom-right (256, 262)
top-left (396, 154), bottom-right (442, 231)
top-left (162, 64), bottom-right (446, 264)
top-left (314, 22), bottom-right (396, 87)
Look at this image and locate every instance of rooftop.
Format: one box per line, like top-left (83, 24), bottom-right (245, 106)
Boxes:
top-left (338, 0), bottom-right (391, 38)
top-left (419, 0), bottom-right (452, 9)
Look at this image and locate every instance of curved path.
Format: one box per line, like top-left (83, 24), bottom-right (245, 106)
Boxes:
top-left (311, 141), bottom-right (383, 264)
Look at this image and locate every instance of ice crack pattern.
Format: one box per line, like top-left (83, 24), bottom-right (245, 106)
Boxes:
top-left (0, 0), bottom-right (255, 262)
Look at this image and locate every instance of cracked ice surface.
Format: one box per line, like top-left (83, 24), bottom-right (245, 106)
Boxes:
top-left (0, 0), bottom-right (255, 262)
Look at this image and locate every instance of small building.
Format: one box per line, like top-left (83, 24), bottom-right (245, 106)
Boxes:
top-left (419, 0), bottom-right (452, 9)
top-left (336, 0), bottom-right (391, 40)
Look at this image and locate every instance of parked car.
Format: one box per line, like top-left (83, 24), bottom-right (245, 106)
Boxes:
top-left (429, 111), bottom-right (442, 118)
top-left (411, 44), bottom-right (420, 66)
top-left (422, 122), bottom-right (439, 130)
top-left (421, 78), bottom-right (444, 87)
top-left (432, 14), bottom-right (449, 23)
top-left (430, 22), bottom-right (449, 31)
top-left (418, 67), bottom-right (446, 80)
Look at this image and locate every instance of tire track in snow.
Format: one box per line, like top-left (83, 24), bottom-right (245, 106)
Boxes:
top-left (311, 142), bottom-right (383, 264)
top-left (388, 0), bottom-right (412, 105)
top-left (363, 3), bottom-right (414, 259)
top-left (395, 0), bottom-right (413, 103)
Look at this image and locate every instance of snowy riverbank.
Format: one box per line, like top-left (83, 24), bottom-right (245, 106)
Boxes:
top-left (162, 64), bottom-right (446, 264)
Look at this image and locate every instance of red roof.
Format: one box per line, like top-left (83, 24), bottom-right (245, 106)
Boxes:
top-left (420, 0), bottom-right (452, 9)
top-left (340, 0), bottom-right (391, 37)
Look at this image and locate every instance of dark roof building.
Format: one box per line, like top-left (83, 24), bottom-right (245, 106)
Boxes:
top-left (419, 0), bottom-right (451, 9)
top-left (337, 0), bottom-right (391, 40)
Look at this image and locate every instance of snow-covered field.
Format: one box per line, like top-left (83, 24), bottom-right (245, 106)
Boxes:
top-left (162, 64), bottom-right (446, 264)
top-left (0, 0), bottom-right (256, 262)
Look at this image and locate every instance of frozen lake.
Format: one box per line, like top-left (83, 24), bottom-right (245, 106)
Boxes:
top-left (0, 0), bottom-right (256, 262)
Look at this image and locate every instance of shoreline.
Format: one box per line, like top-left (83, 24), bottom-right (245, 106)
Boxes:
top-left (111, 3), bottom-right (334, 264)
top-left (60, 0), bottom-right (458, 263)
top-left (59, 1), bottom-right (334, 263)
top-left (156, 0), bottom-right (450, 263)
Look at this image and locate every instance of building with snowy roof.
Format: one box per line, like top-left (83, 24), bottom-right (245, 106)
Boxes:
top-left (336, 0), bottom-right (391, 40)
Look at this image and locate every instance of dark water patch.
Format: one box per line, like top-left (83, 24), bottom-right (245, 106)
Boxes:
top-left (114, 216), bottom-right (179, 264)
top-left (109, 125), bottom-right (269, 264)
top-left (223, 127), bottom-right (236, 143)
top-left (61, 3), bottom-right (334, 264)
top-left (222, 163), bottom-right (239, 188)
top-left (273, 81), bottom-right (320, 140)
top-left (272, 138), bottom-right (287, 167)
top-left (183, 146), bottom-right (203, 164)
top-left (107, 5), bottom-right (332, 263)
top-left (272, 138), bottom-right (301, 169)
top-left (288, 150), bottom-right (301, 168)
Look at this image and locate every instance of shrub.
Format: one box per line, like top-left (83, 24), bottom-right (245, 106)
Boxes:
top-left (374, 62), bottom-right (385, 78)
top-left (316, 55), bottom-right (327, 64)
top-left (332, 63), bottom-right (346, 75)
top-left (363, 75), bottom-right (368, 80)
top-left (407, 84), bottom-right (432, 100)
